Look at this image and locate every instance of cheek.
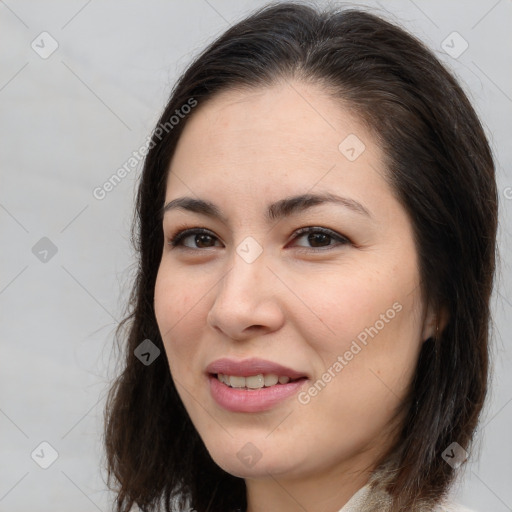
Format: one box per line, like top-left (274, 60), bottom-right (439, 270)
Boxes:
top-left (293, 262), bottom-right (423, 392)
top-left (154, 267), bottom-right (206, 373)
top-left (289, 265), bottom-right (410, 347)
top-left (296, 303), bottom-right (421, 456)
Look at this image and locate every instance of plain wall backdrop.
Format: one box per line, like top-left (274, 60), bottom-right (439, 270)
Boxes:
top-left (1, 0), bottom-right (511, 511)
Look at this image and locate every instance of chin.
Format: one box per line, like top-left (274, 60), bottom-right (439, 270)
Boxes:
top-left (203, 439), bottom-right (303, 479)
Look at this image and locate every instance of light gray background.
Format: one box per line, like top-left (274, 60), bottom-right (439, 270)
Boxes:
top-left (1, 1), bottom-right (511, 511)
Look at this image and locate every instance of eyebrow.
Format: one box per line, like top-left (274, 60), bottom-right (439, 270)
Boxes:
top-left (161, 192), bottom-right (371, 223)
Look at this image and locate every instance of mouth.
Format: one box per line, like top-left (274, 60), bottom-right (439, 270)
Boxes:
top-left (213, 372), bottom-right (306, 390)
top-left (205, 358), bottom-right (309, 412)
top-left (206, 357), bottom-right (308, 380)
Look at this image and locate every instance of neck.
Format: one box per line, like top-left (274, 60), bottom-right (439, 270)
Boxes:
top-left (244, 460), bottom-right (373, 512)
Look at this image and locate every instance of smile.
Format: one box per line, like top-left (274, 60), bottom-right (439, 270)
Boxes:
top-left (216, 373), bottom-right (299, 389)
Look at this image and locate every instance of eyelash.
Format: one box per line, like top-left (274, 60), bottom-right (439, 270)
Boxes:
top-left (166, 225), bottom-right (351, 253)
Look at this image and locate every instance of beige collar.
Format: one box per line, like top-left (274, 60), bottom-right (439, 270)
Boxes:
top-left (337, 483), bottom-right (473, 512)
top-left (337, 483), bottom-right (391, 512)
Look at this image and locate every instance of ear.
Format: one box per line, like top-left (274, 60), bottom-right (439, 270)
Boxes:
top-left (421, 302), bottom-right (449, 342)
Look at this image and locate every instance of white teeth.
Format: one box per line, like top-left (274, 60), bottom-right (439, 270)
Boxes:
top-left (264, 374), bottom-right (279, 386)
top-left (229, 375), bottom-right (246, 388)
top-left (217, 373), bottom-right (295, 389)
top-left (245, 375), bottom-right (264, 389)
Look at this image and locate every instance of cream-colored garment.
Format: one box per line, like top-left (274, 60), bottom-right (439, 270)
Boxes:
top-left (338, 483), bottom-right (476, 512)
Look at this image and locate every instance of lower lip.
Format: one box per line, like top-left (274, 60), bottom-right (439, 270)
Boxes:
top-left (208, 374), bottom-right (307, 413)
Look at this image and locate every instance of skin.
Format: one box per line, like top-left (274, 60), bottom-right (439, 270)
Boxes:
top-left (154, 81), bottom-right (437, 512)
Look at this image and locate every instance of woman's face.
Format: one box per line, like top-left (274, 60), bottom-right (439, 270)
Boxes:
top-left (154, 81), bottom-right (434, 481)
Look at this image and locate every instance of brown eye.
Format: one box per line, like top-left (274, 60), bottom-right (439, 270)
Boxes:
top-left (292, 227), bottom-right (350, 250)
top-left (194, 233), bottom-right (216, 248)
top-left (307, 232), bottom-right (331, 247)
top-left (168, 228), bottom-right (222, 249)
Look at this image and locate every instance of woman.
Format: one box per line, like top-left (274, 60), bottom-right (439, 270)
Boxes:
top-left (104, 3), bottom-right (497, 511)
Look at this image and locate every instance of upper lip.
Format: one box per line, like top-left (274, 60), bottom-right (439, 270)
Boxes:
top-left (206, 357), bottom-right (308, 380)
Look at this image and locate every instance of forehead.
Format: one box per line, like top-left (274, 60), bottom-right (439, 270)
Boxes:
top-left (165, 81), bottom-right (391, 212)
top-left (172, 83), bottom-right (361, 165)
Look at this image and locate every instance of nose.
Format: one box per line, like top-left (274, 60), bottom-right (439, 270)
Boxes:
top-left (206, 250), bottom-right (285, 341)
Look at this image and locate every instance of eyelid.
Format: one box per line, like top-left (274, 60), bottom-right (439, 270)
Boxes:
top-left (168, 227), bottom-right (223, 249)
top-left (290, 226), bottom-right (350, 247)
top-left (166, 225), bottom-right (351, 251)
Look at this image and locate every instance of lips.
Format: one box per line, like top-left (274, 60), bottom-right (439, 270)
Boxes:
top-left (206, 357), bottom-right (308, 380)
top-left (206, 357), bottom-right (309, 413)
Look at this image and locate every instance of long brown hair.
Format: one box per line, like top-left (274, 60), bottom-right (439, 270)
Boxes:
top-left (103, 3), bottom-right (498, 511)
